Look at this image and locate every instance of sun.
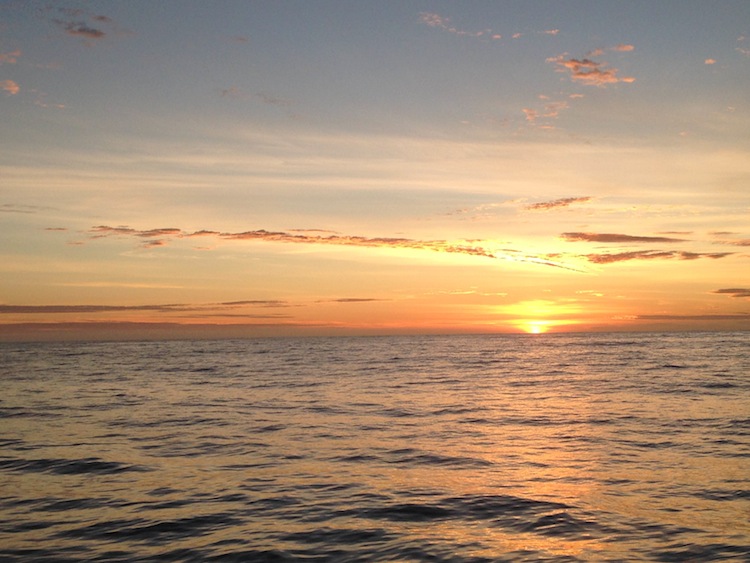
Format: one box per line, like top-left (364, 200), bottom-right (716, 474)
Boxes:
top-left (525, 321), bottom-right (549, 334)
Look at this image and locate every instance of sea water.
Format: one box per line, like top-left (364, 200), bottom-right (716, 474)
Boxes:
top-left (1, 332), bottom-right (748, 561)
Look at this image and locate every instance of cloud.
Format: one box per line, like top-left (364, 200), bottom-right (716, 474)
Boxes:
top-left (541, 29), bottom-right (560, 36)
top-left (49, 7), bottom-right (118, 42)
top-left (611, 44), bottom-right (635, 52)
top-left (581, 250), bottom-right (732, 264)
top-left (1, 80), bottom-right (19, 95)
top-left (256, 92), bottom-right (292, 107)
top-left (636, 314), bottom-right (750, 321)
top-left (522, 100), bottom-right (570, 126)
top-left (0, 50), bottom-right (21, 64)
top-left (712, 288), bottom-right (750, 299)
top-left (561, 232), bottom-right (687, 243)
top-left (418, 12), bottom-right (491, 38)
top-left (705, 58), bottom-right (717, 65)
top-left (59, 22), bottom-right (105, 39)
top-left (526, 197), bottom-right (592, 211)
top-left (0, 300), bottom-right (293, 315)
top-left (711, 236), bottom-right (750, 247)
top-left (1, 203), bottom-right (53, 214)
top-left (318, 298), bottom-right (389, 303)
top-left (83, 224), bottom-right (581, 271)
top-left (548, 54), bottom-right (635, 86)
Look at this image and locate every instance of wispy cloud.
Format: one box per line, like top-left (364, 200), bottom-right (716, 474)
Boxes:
top-left (712, 288), bottom-right (750, 299)
top-left (418, 12), bottom-right (492, 38)
top-left (548, 53), bottom-right (635, 86)
top-left (636, 313), bottom-right (750, 321)
top-left (82, 224), bottom-right (581, 271)
top-left (581, 250), bottom-right (732, 264)
top-left (737, 35), bottom-right (750, 57)
top-left (526, 197), bottom-right (592, 211)
top-left (710, 235), bottom-right (750, 247)
top-left (56, 21), bottom-right (106, 39)
top-left (47, 7), bottom-right (119, 43)
top-left (522, 100), bottom-right (569, 127)
top-left (1, 203), bottom-right (51, 214)
top-left (561, 232), bottom-right (687, 243)
top-left (317, 298), bottom-right (389, 303)
top-left (1, 80), bottom-right (19, 95)
top-left (0, 50), bottom-right (21, 64)
top-left (0, 300), bottom-right (292, 315)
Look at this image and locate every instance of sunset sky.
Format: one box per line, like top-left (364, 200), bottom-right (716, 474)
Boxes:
top-left (1, 0), bottom-right (749, 340)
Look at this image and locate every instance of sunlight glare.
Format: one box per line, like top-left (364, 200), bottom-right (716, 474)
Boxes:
top-left (526, 321), bottom-right (549, 334)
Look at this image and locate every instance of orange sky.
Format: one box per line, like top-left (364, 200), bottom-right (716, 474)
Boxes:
top-left (1, 2), bottom-right (749, 340)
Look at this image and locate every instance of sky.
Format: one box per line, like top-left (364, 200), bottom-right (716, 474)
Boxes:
top-left (1, 0), bottom-right (749, 340)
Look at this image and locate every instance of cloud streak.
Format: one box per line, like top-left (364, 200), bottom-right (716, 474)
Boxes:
top-left (526, 197), bottom-right (593, 211)
top-left (418, 12), bottom-right (492, 38)
top-left (561, 232), bottom-right (687, 243)
top-left (0, 300), bottom-right (292, 315)
top-left (581, 250), bottom-right (732, 264)
top-left (84, 225), bottom-right (581, 271)
top-left (712, 288), bottom-right (750, 299)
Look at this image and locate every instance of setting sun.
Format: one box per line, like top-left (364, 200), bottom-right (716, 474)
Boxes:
top-left (525, 322), bottom-right (549, 334)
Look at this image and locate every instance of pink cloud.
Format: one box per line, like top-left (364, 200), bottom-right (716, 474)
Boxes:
top-left (0, 50), bottom-right (21, 64)
top-left (1, 80), bottom-right (19, 95)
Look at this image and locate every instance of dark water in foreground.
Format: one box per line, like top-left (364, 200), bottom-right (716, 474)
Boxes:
top-left (1, 332), bottom-right (749, 562)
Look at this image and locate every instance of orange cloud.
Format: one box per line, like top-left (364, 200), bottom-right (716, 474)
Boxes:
top-left (561, 232), bottom-right (687, 243)
top-left (1, 80), bottom-right (19, 95)
top-left (0, 50), bottom-right (21, 64)
top-left (611, 44), bottom-right (635, 52)
top-left (549, 55), bottom-right (635, 86)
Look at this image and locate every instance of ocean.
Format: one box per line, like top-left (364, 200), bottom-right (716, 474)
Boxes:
top-left (0, 332), bottom-right (748, 562)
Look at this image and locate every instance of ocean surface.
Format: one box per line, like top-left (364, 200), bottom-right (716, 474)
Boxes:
top-left (1, 332), bottom-right (748, 562)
